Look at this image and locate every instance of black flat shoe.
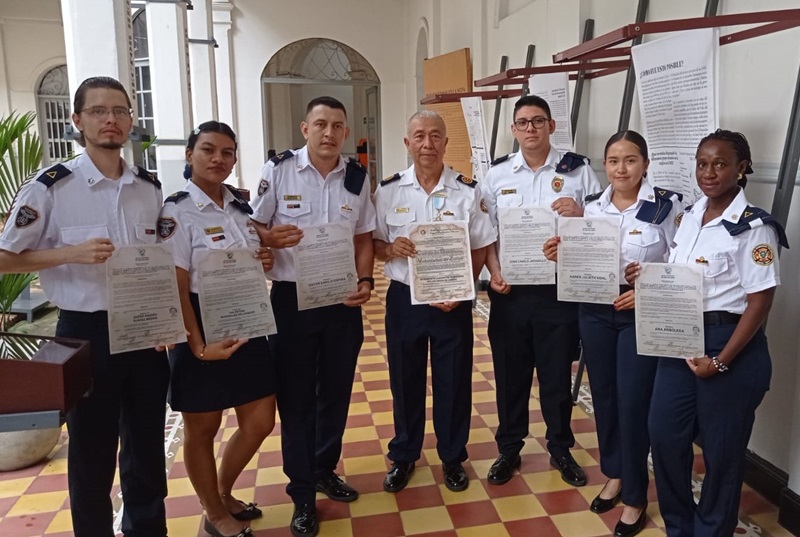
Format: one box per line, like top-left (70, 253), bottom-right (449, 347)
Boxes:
top-left (383, 461), bottom-right (415, 492)
top-left (550, 453), bottom-right (587, 487)
top-left (228, 499), bottom-right (262, 521)
top-left (315, 471), bottom-right (358, 502)
top-left (614, 508), bottom-right (647, 537)
top-left (487, 454), bottom-right (521, 485)
top-left (590, 491), bottom-right (621, 513)
top-left (203, 517), bottom-right (252, 537)
top-left (443, 462), bottom-right (469, 492)
top-left (290, 503), bottom-right (319, 537)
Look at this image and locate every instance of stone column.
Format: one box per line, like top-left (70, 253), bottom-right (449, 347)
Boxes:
top-left (212, 0), bottom-right (240, 185)
top-left (187, 0), bottom-right (218, 124)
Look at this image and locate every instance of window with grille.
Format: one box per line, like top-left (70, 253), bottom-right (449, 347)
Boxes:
top-left (36, 65), bottom-right (72, 166)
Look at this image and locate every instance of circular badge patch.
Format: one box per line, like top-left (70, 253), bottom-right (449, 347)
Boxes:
top-left (158, 217), bottom-right (177, 240)
top-left (551, 176), bottom-right (564, 193)
top-left (752, 244), bottom-right (774, 266)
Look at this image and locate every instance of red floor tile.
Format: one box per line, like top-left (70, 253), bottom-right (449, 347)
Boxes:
top-left (505, 516), bottom-right (563, 537)
top-left (447, 500), bottom-right (502, 528)
top-left (537, 489), bottom-right (590, 515)
top-left (351, 512), bottom-right (405, 537)
top-left (394, 484), bottom-right (444, 511)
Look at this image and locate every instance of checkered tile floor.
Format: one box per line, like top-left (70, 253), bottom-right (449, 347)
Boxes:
top-left (0, 263), bottom-right (792, 536)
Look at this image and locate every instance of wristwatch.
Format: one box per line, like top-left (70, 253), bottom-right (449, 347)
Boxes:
top-left (357, 276), bottom-right (375, 290)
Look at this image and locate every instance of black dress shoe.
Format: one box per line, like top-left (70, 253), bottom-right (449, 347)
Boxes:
top-left (442, 462), bottom-right (469, 492)
top-left (383, 461), bottom-right (415, 492)
top-left (487, 454), bottom-right (521, 485)
top-left (315, 471), bottom-right (358, 502)
top-left (590, 492), bottom-right (621, 514)
top-left (614, 507), bottom-right (647, 537)
top-left (290, 504), bottom-right (319, 537)
top-left (549, 453), bottom-right (587, 487)
top-left (203, 517), bottom-right (253, 537)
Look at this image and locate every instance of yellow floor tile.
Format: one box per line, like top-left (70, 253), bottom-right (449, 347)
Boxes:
top-left (342, 454), bottom-right (387, 476)
top-left (167, 476), bottom-right (200, 497)
top-left (0, 477), bottom-right (34, 499)
top-left (37, 458), bottom-right (68, 476)
top-left (360, 370), bottom-right (389, 382)
top-left (372, 410), bottom-right (394, 426)
top-left (574, 432), bottom-right (599, 449)
top-left (523, 470), bottom-right (575, 493)
top-left (472, 391), bottom-right (496, 403)
top-left (365, 388), bottom-right (393, 402)
top-left (348, 491), bottom-right (399, 517)
top-left (166, 515), bottom-right (202, 536)
top-left (400, 506), bottom-right (454, 535)
top-left (316, 518), bottom-right (353, 536)
top-left (457, 523), bottom-right (510, 537)
top-left (258, 434), bottom-right (282, 452)
top-left (255, 466), bottom-right (290, 486)
top-left (7, 490), bottom-right (68, 516)
top-left (44, 509), bottom-right (73, 533)
top-left (439, 480), bottom-right (490, 504)
top-left (342, 426), bottom-right (379, 443)
top-left (348, 401), bottom-right (372, 416)
top-left (251, 503), bottom-right (295, 530)
top-left (468, 428), bottom-right (496, 444)
top-left (492, 494), bottom-right (547, 521)
top-left (361, 341), bottom-right (381, 350)
top-left (406, 466), bottom-right (435, 488)
top-left (551, 510), bottom-right (614, 537)
top-left (519, 439), bottom-right (545, 455)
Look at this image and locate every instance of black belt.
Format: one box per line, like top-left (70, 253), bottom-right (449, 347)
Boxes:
top-left (703, 311), bottom-right (742, 326)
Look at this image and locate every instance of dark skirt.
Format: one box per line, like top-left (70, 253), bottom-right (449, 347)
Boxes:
top-left (168, 293), bottom-right (276, 413)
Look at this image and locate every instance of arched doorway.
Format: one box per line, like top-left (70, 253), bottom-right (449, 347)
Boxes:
top-left (261, 38), bottom-right (381, 188)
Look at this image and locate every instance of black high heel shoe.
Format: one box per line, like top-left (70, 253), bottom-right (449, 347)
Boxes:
top-left (589, 491), bottom-right (621, 513)
top-left (613, 507), bottom-right (647, 537)
top-left (203, 516), bottom-right (253, 537)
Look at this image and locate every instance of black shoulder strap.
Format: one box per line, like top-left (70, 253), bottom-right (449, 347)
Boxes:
top-left (223, 184), bottom-right (254, 215)
top-left (165, 191), bottom-right (190, 204)
top-left (491, 154), bottom-right (510, 166)
top-left (133, 166), bottom-right (161, 189)
top-left (584, 191), bottom-right (603, 203)
top-left (344, 157), bottom-right (367, 196)
top-left (269, 149), bottom-right (295, 166)
top-left (556, 152), bottom-right (589, 173)
top-left (455, 174), bottom-right (477, 188)
top-left (380, 173), bottom-right (401, 187)
top-left (722, 205), bottom-right (789, 249)
top-left (35, 164), bottom-right (72, 187)
top-left (635, 187), bottom-right (683, 225)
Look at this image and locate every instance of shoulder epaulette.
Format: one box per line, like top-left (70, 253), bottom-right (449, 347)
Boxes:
top-left (35, 163), bottom-right (71, 188)
top-left (584, 191), bottom-right (603, 203)
top-left (380, 173), bottom-right (401, 187)
top-left (223, 184), bottom-right (254, 215)
top-left (722, 206), bottom-right (789, 249)
top-left (133, 166), bottom-right (161, 189)
top-left (269, 149), bottom-right (295, 166)
top-left (165, 191), bottom-right (190, 204)
top-left (455, 174), bottom-right (477, 188)
top-left (344, 157), bottom-right (367, 196)
top-left (491, 154), bottom-right (510, 166)
top-left (556, 152), bottom-right (589, 173)
top-left (635, 187), bottom-right (683, 225)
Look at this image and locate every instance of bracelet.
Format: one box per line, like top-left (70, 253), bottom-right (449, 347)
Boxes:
top-left (710, 356), bottom-right (729, 373)
top-left (357, 276), bottom-right (375, 290)
top-left (199, 344), bottom-right (206, 361)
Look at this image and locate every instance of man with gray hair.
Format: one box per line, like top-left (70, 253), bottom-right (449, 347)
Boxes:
top-left (373, 110), bottom-right (496, 493)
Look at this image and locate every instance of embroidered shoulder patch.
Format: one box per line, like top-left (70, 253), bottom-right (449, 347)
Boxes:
top-left (480, 198), bottom-right (489, 213)
top-left (158, 217), bottom-right (177, 240)
top-left (258, 179), bottom-right (269, 196)
top-left (752, 244), bottom-right (774, 266)
top-left (15, 205), bottom-right (39, 227)
top-left (675, 212), bottom-right (684, 227)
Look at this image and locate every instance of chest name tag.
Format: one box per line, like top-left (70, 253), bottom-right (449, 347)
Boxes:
top-left (501, 189), bottom-right (517, 195)
top-left (284, 195), bottom-right (302, 201)
top-left (395, 207), bottom-right (410, 213)
top-left (628, 229), bottom-right (642, 235)
top-left (204, 226), bottom-right (224, 235)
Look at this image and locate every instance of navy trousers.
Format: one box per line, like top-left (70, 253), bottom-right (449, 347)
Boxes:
top-left (649, 324), bottom-right (771, 537)
top-left (270, 281), bottom-right (364, 505)
top-left (578, 303), bottom-right (657, 507)
top-left (488, 284), bottom-right (579, 457)
top-left (58, 310), bottom-right (169, 537)
top-left (385, 281), bottom-right (473, 465)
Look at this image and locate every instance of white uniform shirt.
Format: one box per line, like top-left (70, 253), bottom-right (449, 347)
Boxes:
top-left (250, 146), bottom-right (376, 282)
top-left (482, 148), bottom-right (602, 229)
top-left (669, 189), bottom-right (781, 314)
top-left (0, 153), bottom-right (161, 312)
top-left (585, 181), bottom-right (682, 280)
top-left (373, 165), bottom-right (497, 285)
top-left (157, 182), bottom-right (261, 294)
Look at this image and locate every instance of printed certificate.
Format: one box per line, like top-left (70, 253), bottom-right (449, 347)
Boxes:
top-left (635, 262), bottom-right (704, 358)
top-left (557, 216), bottom-right (621, 304)
top-left (498, 206), bottom-right (555, 285)
top-left (107, 245), bottom-right (186, 354)
top-left (294, 221), bottom-right (357, 311)
top-left (408, 220), bottom-right (475, 305)
top-left (198, 248), bottom-right (277, 343)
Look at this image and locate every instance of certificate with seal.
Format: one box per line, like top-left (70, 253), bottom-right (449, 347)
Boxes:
top-left (408, 220), bottom-right (475, 305)
top-left (557, 216), bottom-right (621, 304)
top-left (498, 206), bottom-right (555, 285)
top-left (294, 221), bottom-right (357, 311)
top-left (106, 245), bottom-right (187, 354)
top-left (635, 262), bottom-right (704, 358)
top-left (198, 248), bottom-right (277, 343)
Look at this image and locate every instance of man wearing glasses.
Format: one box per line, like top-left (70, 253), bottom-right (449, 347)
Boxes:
top-left (481, 95), bottom-right (601, 488)
top-left (0, 77), bottom-right (169, 536)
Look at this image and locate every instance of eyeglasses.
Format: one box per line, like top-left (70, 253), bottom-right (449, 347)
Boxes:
top-left (80, 106), bottom-right (132, 119)
top-left (513, 116), bottom-right (549, 130)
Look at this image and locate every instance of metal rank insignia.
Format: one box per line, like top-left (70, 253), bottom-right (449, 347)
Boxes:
top-left (551, 176), bottom-right (564, 193)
